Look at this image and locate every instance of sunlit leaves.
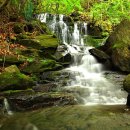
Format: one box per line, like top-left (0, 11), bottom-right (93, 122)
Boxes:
top-left (41, 0), bottom-right (83, 14)
top-left (89, 0), bottom-right (130, 31)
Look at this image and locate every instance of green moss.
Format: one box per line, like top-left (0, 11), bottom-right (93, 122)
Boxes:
top-left (35, 35), bottom-right (59, 48)
top-left (84, 35), bottom-right (106, 47)
top-left (0, 72), bottom-right (34, 91)
top-left (22, 59), bottom-right (61, 74)
top-left (18, 34), bottom-right (59, 50)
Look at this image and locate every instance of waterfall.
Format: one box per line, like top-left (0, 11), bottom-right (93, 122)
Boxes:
top-left (38, 13), bottom-right (127, 105)
top-left (3, 98), bottom-right (13, 115)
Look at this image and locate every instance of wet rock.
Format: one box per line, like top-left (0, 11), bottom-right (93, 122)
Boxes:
top-left (102, 19), bottom-right (130, 72)
top-left (89, 48), bottom-right (110, 62)
top-left (127, 94), bottom-right (130, 106)
top-left (54, 45), bottom-right (72, 66)
top-left (0, 66), bottom-right (35, 91)
top-left (123, 74), bottom-right (130, 93)
top-left (6, 92), bottom-right (76, 111)
top-left (33, 83), bottom-right (57, 92)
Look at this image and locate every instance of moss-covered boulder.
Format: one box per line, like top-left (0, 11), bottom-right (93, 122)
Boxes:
top-left (102, 19), bottom-right (130, 72)
top-left (21, 59), bottom-right (62, 74)
top-left (0, 55), bottom-right (27, 65)
top-left (18, 34), bottom-right (59, 50)
top-left (123, 74), bottom-right (130, 93)
top-left (0, 66), bottom-right (34, 91)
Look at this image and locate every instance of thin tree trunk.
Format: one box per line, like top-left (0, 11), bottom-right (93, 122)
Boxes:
top-left (0, 0), bottom-right (10, 12)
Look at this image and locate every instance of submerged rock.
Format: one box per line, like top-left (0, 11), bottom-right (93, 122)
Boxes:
top-left (102, 19), bottom-right (130, 72)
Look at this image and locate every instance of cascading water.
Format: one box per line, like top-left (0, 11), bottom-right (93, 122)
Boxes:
top-left (38, 13), bottom-right (127, 105)
top-left (3, 98), bottom-right (13, 115)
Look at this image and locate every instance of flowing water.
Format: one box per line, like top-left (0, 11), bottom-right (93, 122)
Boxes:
top-left (3, 98), bottom-right (13, 115)
top-left (37, 13), bottom-right (127, 105)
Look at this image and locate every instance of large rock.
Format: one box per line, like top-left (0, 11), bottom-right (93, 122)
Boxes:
top-left (123, 74), bottom-right (130, 93)
top-left (0, 65), bottom-right (34, 91)
top-left (21, 59), bottom-right (62, 74)
top-left (102, 19), bottom-right (130, 72)
top-left (18, 34), bottom-right (59, 50)
top-left (3, 91), bottom-right (76, 111)
top-left (54, 45), bottom-right (72, 66)
top-left (89, 48), bottom-right (110, 62)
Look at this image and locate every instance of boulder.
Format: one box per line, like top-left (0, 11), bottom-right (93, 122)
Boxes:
top-left (102, 19), bottom-right (130, 72)
top-left (0, 55), bottom-right (27, 65)
top-left (123, 74), bottom-right (130, 93)
top-left (0, 66), bottom-right (34, 91)
top-left (89, 48), bottom-right (110, 62)
top-left (5, 91), bottom-right (76, 111)
top-left (18, 34), bottom-right (59, 51)
top-left (54, 45), bottom-right (72, 66)
top-left (21, 59), bottom-right (62, 74)
top-left (126, 94), bottom-right (130, 106)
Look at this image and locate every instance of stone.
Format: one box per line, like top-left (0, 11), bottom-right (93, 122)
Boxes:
top-left (54, 45), bottom-right (72, 65)
top-left (89, 48), bottom-right (110, 62)
top-left (5, 91), bottom-right (76, 111)
top-left (33, 83), bottom-right (57, 92)
top-left (4, 65), bottom-right (20, 73)
top-left (0, 68), bottom-right (35, 91)
top-left (21, 59), bottom-right (62, 74)
top-left (18, 34), bottom-right (59, 50)
top-left (123, 74), bottom-right (130, 93)
top-left (126, 93), bottom-right (130, 106)
top-left (102, 19), bottom-right (130, 72)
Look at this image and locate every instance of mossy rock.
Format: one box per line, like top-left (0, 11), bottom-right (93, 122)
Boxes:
top-left (0, 55), bottom-right (27, 65)
top-left (4, 65), bottom-right (20, 73)
top-left (21, 59), bottom-right (62, 74)
top-left (0, 70), bottom-right (34, 91)
top-left (18, 34), bottom-right (59, 50)
top-left (102, 19), bottom-right (130, 72)
top-left (123, 74), bottom-right (130, 93)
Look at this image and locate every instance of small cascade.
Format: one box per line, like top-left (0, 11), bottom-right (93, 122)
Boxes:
top-left (83, 22), bottom-right (87, 35)
top-left (3, 98), bottom-right (13, 115)
top-left (38, 13), bottom-right (47, 23)
top-left (38, 13), bottom-right (127, 105)
top-left (49, 15), bottom-right (57, 33)
top-left (71, 23), bottom-right (80, 45)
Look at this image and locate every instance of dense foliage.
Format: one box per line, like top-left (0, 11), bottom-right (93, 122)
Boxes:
top-left (88, 0), bottom-right (130, 31)
top-left (38, 0), bottom-right (83, 14)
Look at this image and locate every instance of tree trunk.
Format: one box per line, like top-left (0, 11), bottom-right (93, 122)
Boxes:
top-left (0, 0), bottom-right (10, 12)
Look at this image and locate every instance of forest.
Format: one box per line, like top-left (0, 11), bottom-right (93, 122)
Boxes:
top-left (0, 0), bottom-right (130, 130)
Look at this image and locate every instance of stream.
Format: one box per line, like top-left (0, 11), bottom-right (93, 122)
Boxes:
top-left (0, 13), bottom-right (129, 130)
